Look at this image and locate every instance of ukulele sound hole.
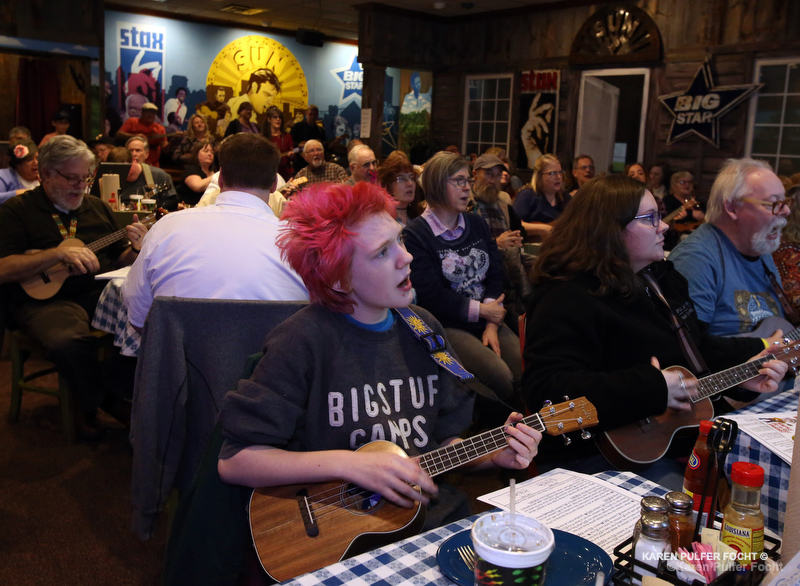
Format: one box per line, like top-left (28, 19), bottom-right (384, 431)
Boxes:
top-left (341, 484), bottom-right (385, 515)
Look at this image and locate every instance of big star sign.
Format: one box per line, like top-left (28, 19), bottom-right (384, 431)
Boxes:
top-left (659, 59), bottom-right (762, 148)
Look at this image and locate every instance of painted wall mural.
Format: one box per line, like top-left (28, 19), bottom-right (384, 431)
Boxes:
top-left (104, 11), bottom-right (362, 156)
top-left (517, 69), bottom-right (560, 171)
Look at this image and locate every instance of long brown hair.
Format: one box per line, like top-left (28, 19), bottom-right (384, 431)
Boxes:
top-left (533, 174), bottom-right (646, 299)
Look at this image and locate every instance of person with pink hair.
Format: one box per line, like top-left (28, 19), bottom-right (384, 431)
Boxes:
top-left (216, 182), bottom-right (541, 575)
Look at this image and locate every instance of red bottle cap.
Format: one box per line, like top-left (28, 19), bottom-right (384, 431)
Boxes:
top-left (699, 420), bottom-right (713, 434)
top-left (731, 462), bottom-right (764, 487)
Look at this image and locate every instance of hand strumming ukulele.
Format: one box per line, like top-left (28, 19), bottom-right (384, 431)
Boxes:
top-left (21, 210), bottom-right (166, 300)
top-left (248, 397), bottom-right (598, 582)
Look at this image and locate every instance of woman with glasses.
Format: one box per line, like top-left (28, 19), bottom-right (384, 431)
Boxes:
top-left (377, 151), bottom-right (421, 226)
top-left (664, 171), bottom-right (705, 250)
top-left (263, 106), bottom-right (295, 180)
top-left (403, 151), bottom-right (522, 419)
top-left (522, 175), bottom-right (785, 479)
top-left (512, 154), bottom-right (570, 240)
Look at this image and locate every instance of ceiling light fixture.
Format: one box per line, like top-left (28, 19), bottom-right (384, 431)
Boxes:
top-left (433, 1), bottom-right (447, 9)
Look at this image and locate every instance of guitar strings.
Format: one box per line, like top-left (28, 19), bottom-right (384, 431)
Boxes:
top-left (252, 406), bottom-right (590, 536)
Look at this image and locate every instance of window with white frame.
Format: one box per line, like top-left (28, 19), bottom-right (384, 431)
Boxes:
top-left (746, 58), bottom-right (800, 177)
top-left (463, 74), bottom-right (512, 156)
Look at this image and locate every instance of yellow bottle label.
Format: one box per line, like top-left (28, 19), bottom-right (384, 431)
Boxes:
top-left (721, 519), bottom-right (764, 567)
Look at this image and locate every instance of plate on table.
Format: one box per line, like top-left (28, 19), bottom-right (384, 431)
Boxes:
top-left (436, 527), bottom-right (612, 586)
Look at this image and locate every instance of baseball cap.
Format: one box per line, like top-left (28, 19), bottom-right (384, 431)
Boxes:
top-left (141, 103), bottom-right (159, 112)
top-left (473, 154), bottom-right (505, 171)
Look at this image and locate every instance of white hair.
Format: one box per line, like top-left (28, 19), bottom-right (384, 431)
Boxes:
top-left (38, 135), bottom-right (94, 174)
top-left (706, 158), bottom-right (774, 225)
top-left (348, 144), bottom-right (373, 165)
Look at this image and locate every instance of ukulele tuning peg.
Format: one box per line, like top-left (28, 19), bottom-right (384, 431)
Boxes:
top-left (562, 435), bottom-right (572, 446)
top-left (562, 395), bottom-right (570, 402)
top-left (581, 429), bottom-right (592, 440)
top-left (542, 400), bottom-right (552, 408)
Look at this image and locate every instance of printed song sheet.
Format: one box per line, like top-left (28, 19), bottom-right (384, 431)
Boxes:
top-left (478, 469), bottom-right (643, 555)
top-left (724, 411), bottom-right (796, 465)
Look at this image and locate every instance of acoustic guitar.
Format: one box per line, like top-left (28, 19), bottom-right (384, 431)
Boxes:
top-left (249, 397), bottom-right (598, 582)
top-left (21, 210), bottom-right (165, 300)
top-left (598, 329), bottom-right (800, 469)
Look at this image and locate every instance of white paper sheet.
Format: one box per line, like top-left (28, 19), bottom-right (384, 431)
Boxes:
top-left (94, 266), bottom-right (131, 280)
top-left (477, 468), bottom-right (643, 555)
top-left (724, 411), bottom-right (796, 465)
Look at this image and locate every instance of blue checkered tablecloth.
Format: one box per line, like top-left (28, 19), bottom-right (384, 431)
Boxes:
top-left (280, 470), bottom-right (665, 586)
top-left (91, 278), bottom-right (141, 357)
top-left (721, 385), bottom-right (798, 538)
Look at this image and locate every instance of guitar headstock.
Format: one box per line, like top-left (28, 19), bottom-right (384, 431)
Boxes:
top-left (537, 396), bottom-right (598, 438)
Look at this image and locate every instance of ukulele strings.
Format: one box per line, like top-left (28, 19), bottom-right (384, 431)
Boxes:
top-left (268, 406), bottom-right (586, 526)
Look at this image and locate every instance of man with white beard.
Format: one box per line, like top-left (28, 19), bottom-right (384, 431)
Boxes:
top-left (671, 158), bottom-right (791, 338)
top-left (293, 139), bottom-right (347, 186)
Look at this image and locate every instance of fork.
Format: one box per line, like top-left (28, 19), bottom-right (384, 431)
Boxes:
top-left (456, 545), bottom-right (476, 570)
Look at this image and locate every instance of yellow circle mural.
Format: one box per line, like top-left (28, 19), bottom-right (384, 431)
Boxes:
top-left (204, 35), bottom-right (308, 136)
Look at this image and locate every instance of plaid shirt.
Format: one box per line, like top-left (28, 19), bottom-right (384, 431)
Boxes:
top-left (295, 162), bottom-right (348, 185)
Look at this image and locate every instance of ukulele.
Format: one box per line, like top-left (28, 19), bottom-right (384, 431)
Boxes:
top-left (662, 197), bottom-right (698, 226)
top-left (21, 210), bottom-right (165, 300)
top-left (278, 176), bottom-right (308, 195)
top-left (598, 338), bottom-right (800, 468)
top-left (248, 397), bottom-right (598, 582)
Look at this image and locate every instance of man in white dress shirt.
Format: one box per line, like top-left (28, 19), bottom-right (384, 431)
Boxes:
top-left (122, 133), bottom-right (308, 329)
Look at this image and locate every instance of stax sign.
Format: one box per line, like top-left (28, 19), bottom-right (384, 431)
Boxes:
top-left (659, 60), bottom-right (761, 148)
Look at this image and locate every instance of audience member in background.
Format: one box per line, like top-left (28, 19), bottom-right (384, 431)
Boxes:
top-left (38, 110), bottom-right (71, 148)
top-left (116, 103), bottom-right (168, 167)
top-left (570, 154), bottom-right (595, 195)
top-left (500, 161), bottom-right (518, 201)
top-left (404, 151), bottom-right (523, 414)
top-left (179, 141), bottom-right (217, 207)
top-left (512, 154), bottom-right (570, 240)
top-left (345, 145), bottom-right (378, 186)
top-left (0, 140), bottom-right (40, 204)
top-left (9, 126), bottom-right (32, 145)
top-left (469, 154), bottom-right (533, 334)
top-left (670, 159), bottom-right (788, 338)
top-left (225, 102), bottom-right (259, 137)
top-left (773, 185), bottom-right (800, 318)
top-left (0, 136), bottom-right (148, 439)
top-left (173, 114), bottom-right (214, 165)
top-left (648, 161), bottom-right (671, 200)
top-left (378, 151), bottom-right (421, 226)
top-left (123, 133), bottom-right (307, 331)
top-left (523, 174), bottom-right (786, 482)
top-left (662, 171), bottom-right (705, 250)
top-left (289, 105), bottom-right (327, 173)
top-left (294, 140), bottom-right (347, 186)
top-left (626, 162), bottom-right (647, 183)
top-left (106, 140), bottom-right (178, 210)
top-left (263, 106), bottom-right (295, 181)
top-left (90, 136), bottom-right (114, 163)
top-left (445, 144), bottom-right (461, 155)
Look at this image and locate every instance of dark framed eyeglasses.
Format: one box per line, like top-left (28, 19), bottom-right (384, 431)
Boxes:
top-left (632, 211), bottom-right (663, 227)
top-left (54, 168), bottom-right (94, 187)
top-left (448, 176), bottom-right (475, 188)
top-left (740, 196), bottom-right (792, 215)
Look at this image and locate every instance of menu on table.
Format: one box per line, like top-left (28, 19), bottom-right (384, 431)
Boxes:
top-left (724, 411), bottom-right (796, 465)
top-left (478, 468), bottom-right (644, 555)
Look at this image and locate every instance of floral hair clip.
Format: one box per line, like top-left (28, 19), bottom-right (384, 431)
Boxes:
top-left (13, 144), bottom-right (29, 159)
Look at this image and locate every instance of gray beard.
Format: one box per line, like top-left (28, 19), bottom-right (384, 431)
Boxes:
top-left (750, 217), bottom-right (787, 256)
top-left (474, 183), bottom-right (500, 204)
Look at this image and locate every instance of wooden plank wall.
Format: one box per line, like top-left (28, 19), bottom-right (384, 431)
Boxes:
top-left (359, 0), bottom-right (800, 189)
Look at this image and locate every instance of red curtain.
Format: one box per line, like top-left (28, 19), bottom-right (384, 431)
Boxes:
top-left (16, 58), bottom-right (61, 144)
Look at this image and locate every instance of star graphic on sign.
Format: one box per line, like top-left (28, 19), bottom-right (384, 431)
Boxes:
top-left (331, 54), bottom-right (363, 105)
top-left (659, 59), bottom-right (762, 147)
